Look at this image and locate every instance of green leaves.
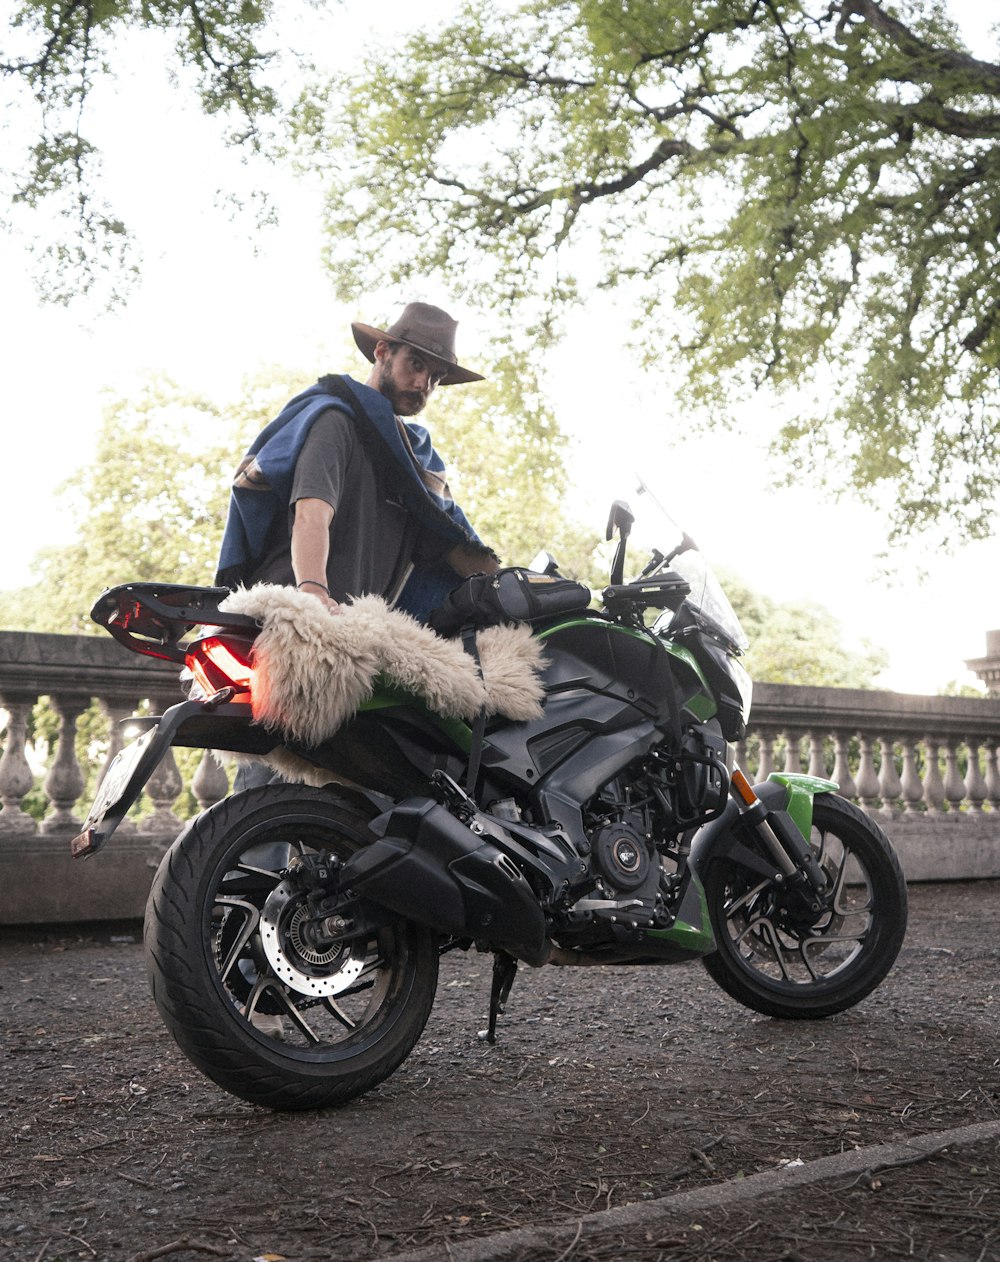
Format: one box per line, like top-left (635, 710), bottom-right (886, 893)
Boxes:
top-left (720, 571), bottom-right (888, 687)
top-left (0, 369), bottom-right (286, 633)
top-left (2, 0), bottom-right (279, 304)
top-left (0, 359), bottom-right (594, 632)
top-left (312, 0), bottom-right (1000, 544)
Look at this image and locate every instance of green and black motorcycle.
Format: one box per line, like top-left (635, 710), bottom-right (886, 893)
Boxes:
top-left (73, 499), bottom-right (907, 1111)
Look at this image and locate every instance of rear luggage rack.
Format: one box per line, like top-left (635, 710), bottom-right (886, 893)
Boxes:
top-left (90, 582), bottom-right (259, 664)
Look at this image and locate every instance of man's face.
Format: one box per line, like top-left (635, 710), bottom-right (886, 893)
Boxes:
top-left (372, 342), bottom-right (445, 416)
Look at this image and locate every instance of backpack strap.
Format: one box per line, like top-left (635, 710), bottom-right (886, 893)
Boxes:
top-left (461, 626), bottom-right (488, 796)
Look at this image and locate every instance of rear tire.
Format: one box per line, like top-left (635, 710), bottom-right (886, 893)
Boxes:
top-left (144, 785), bottom-right (439, 1110)
top-left (702, 794), bottom-right (907, 1018)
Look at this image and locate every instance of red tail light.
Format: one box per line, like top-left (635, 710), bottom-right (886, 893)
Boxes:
top-left (186, 635), bottom-right (254, 695)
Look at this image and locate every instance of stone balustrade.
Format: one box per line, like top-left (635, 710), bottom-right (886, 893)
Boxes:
top-left (0, 629), bottom-right (228, 925)
top-left (1, 633), bottom-right (999, 924)
top-left (737, 683), bottom-right (1000, 883)
top-left (742, 683), bottom-right (1000, 814)
top-left (0, 630), bottom-right (231, 836)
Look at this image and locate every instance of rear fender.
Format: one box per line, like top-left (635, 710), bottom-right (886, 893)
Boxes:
top-left (74, 698), bottom-right (274, 857)
top-left (73, 697), bottom-right (229, 856)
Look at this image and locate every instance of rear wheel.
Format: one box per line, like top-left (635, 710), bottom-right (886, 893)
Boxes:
top-left (144, 785), bottom-right (439, 1110)
top-left (702, 794), bottom-right (907, 1018)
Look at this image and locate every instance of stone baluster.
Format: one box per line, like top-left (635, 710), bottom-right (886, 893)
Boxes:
top-left (756, 729), bottom-right (777, 781)
top-left (807, 730), bottom-right (827, 779)
top-left (138, 698), bottom-right (184, 835)
top-left (831, 732), bottom-right (857, 800)
top-left (877, 737), bottom-right (903, 813)
top-left (0, 696), bottom-right (38, 833)
top-left (962, 739), bottom-right (988, 813)
top-left (782, 729), bottom-right (804, 775)
top-left (922, 736), bottom-right (946, 812)
top-left (192, 750), bottom-right (230, 811)
top-left (138, 750), bottom-right (184, 835)
top-left (942, 738), bottom-right (966, 813)
top-left (899, 736), bottom-right (924, 814)
top-left (984, 740), bottom-right (1000, 811)
top-left (40, 694), bottom-right (88, 833)
top-left (855, 732), bottom-right (882, 809)
top-left (734, 739), bottom-right (748, 773)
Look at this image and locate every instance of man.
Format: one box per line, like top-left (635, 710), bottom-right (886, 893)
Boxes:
top-left (216, 301), bottom-right (499, 618)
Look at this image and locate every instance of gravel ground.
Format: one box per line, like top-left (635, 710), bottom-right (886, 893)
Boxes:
top-left (1, 881), bottom-right (997, 1262)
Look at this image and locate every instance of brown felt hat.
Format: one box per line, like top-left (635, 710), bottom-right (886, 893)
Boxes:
top-left (352, 302), bottom-right (485, 385)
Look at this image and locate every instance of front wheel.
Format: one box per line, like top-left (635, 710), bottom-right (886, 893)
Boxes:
top-left (144, 785), bottom-right (439, 1110)
top-left (702, 794), bottom-right (907, 1019)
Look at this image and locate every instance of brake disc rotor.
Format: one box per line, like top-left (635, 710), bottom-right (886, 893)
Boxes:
top-left (259, 880), bottom-right (367, 998)
top-left (734, 853), bottom-right (846, 962)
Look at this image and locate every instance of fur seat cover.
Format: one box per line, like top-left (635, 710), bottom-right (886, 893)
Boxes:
top-left (220, 585), bottom-right (547, 751)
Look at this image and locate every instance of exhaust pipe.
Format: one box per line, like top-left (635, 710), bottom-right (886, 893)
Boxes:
top-left (339, 798), bottom-right (550, 966)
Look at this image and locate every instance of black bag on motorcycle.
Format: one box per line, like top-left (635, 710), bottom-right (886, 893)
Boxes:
top-left (428, 568), bottom-right (591, 636)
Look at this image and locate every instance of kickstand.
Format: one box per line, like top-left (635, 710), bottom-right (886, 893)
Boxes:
top-left (486, 952), bottom-right (519, 1044)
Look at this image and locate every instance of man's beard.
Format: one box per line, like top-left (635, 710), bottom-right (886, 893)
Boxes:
top-left (375, 358), bottom-right (427, 416)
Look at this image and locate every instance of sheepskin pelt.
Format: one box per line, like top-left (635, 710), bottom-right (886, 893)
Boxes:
top-left (219, 584), bottom-right (547, 749)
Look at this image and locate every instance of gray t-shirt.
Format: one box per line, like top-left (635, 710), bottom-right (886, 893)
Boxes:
top-left (252, 410), bottom-right (450, 603)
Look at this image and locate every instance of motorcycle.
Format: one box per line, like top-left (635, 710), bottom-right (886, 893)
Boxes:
top-left (72, 499), bottom-right (907, 1112)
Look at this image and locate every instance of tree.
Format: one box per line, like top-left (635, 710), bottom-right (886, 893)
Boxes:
top-left (0, 358), bottom-right (589, 818)
top-left (742, 601), bottom-right (888, 688)
top-left (304, 0), bottom-right (1000, 543)
top-left (2, 358), bottom-right (887, 695)
top-left (429, 355), bottom-right (603, 576)
top-left (2, 0), bottom-right (280, 303)
top-left (661, 566), bottom-right (887, 686)
top-left (0, 370), bottom-right (292, 632)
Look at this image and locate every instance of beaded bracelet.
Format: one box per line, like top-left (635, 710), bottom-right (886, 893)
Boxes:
top-left (297, 580), bottom-right (331, 596)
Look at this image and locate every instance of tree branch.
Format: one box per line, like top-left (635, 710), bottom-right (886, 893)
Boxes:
top-left (838, 0), bottom-right (1000, 91)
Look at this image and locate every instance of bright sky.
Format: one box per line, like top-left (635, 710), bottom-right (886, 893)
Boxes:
top-left (1, 0), bottom-right (997, 695)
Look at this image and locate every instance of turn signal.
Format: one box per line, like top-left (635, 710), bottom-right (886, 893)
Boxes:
top-left (730, 767), bottom-right (759, 806)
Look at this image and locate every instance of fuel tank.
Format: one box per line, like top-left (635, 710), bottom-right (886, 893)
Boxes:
top-left (482, 615), bottom-right (713, 784)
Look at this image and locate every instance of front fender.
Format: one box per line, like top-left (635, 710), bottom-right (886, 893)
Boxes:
top-left (767, 772), bottom-right (838, 840)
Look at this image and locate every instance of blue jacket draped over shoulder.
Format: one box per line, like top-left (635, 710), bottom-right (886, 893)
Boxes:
top-left (215, 374), bottom-right (491, 622)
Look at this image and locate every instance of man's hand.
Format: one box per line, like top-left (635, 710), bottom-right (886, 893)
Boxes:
top-left (297, 579), bottom-right (342, 613)
top-left (447, 543), bottom-right (501, 578)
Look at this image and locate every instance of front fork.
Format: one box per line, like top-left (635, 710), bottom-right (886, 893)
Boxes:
top-left (728, 766), bottom-right (833, 908)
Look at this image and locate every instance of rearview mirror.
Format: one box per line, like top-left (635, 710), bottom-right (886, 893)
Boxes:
top-left (529, 550), bottom-right (561, 576)
top-left (605, 500), bottom-right (635, 543)
top-left (606, 500), bottom-right (634, 586)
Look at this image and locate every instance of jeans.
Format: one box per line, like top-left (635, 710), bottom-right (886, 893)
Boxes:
top-left (233, 761), bottom-right (281, 793)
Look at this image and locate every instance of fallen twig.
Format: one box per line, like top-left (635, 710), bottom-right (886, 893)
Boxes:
top-left (115, 1170), bottom-right (156, 1189)
top-left (845, 1144), bottom-right (952, 1189)
top-left (126, 1238), bottom-right (230, 1262)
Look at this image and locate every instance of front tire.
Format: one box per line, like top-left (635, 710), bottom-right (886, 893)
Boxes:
top-left (144, 785), bottom-right (439, 1110)
top-left (702, 794), bottom-right (907, 1018)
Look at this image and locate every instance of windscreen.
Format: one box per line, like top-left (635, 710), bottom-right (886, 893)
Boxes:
top-left (629, 483), bottom-right (750, 652)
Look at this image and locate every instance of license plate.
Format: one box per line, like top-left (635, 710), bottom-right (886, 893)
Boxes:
top-left (71, 728), bottom-right (158, 857)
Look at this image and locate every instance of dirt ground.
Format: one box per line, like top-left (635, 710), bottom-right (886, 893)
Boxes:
top-left (1, 881), bottom-right (997, 1262)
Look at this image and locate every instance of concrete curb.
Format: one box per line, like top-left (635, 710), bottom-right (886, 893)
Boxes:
top-left (383, 1118), bottom-right (1000, 1262)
